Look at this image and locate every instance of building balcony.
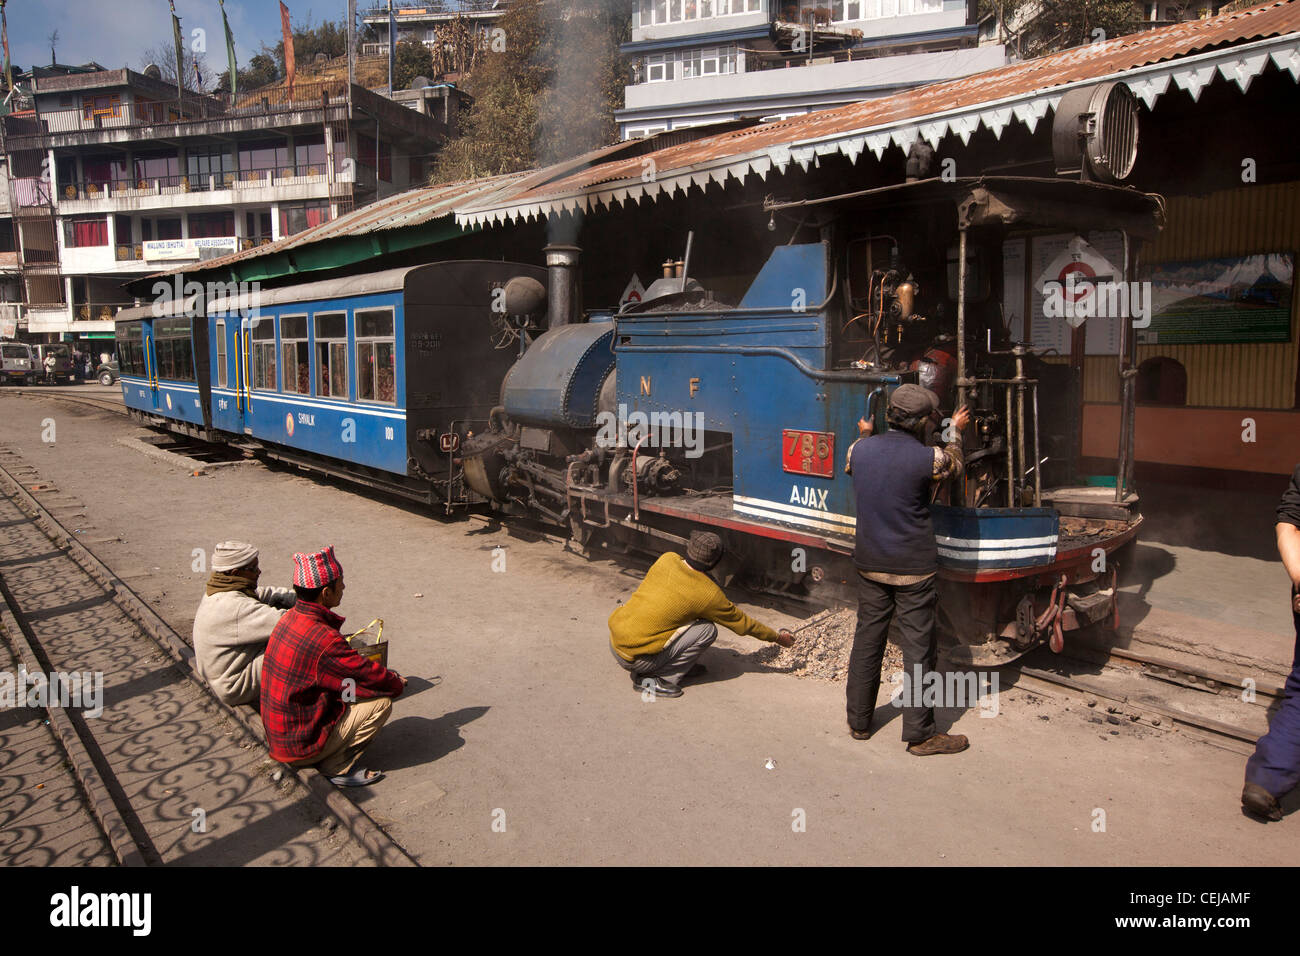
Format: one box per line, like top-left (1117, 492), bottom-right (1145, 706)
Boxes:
top-left (56, 167), bottom-right (352, 216)
top-left (74, 301), bottom-right (134, 323)
top-left (0, 301), bottom-right (26, 327)
top-left (26, 307), bottom-right (119, 334)
top-left (621, 42), bottom-right (1005, 118)
top-left (361, 0), bottom-right (500, 21)
top-left (4, 79), bottom-right (351, 151)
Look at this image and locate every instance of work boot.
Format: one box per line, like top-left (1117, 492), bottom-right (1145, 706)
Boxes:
top-left (631, 674), bottom-right (683, 698)
top-left (848, 724), bottom-right (872, 740)
top-left (1241, 782), bottom-right (1283, 821)
top-left (907, 733), bottom-right (969, 756)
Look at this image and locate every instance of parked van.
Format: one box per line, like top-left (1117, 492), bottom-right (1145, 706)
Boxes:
top-left (1, 342), bottom-right (37, 385)
top-left (32, 343), bottom-right (75, 384)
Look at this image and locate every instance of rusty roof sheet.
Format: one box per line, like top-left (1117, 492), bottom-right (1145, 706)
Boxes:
top-left (165, 0), bottom-right (1300, 276)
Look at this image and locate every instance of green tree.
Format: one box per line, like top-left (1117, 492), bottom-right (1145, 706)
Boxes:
top-left (215, 53), bottom-right (280, 94)
top-left (980, 0), bottom-right (1141, 58)
top-left (393, 37), bottom-right (435, 91)
top-left (1032, 0), bottom-right (1140, 52)
top-left (434, 0), bottom-right (632, 183)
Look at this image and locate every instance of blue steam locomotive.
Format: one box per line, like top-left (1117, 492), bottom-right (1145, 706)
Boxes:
top-left (117, 173), bottom-right (1162, 663)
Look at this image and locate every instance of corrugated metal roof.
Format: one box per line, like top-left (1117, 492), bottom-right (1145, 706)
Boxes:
top-left (165, 0), bottom-right (1300, 278)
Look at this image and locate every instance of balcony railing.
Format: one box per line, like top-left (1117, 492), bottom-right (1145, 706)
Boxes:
top-left (74, 302), bottom-right (134, 322)
top-left (361, 1), bottom-right (498, 17)
top-left (4, 79), bottom-right (350, 142)
top-left (59, 165), bottom-right (338, 203)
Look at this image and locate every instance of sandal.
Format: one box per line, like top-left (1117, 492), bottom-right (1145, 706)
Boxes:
top-left (329, 768), bottom-right (385, 787)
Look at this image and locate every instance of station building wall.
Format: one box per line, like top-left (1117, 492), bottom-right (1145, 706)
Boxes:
top-left (1078, 179), bottom-right (1300, 482)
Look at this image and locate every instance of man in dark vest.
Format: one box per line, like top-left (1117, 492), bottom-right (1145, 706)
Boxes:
top-left (845, 383), bottom-right (970, 755)
top-left (1241, 463), bottom-right (1300, 821)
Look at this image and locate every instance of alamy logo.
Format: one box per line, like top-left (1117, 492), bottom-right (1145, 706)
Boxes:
top-left (594, 404), bottom-right (705, 459)
top-left (1036, 236), bottom-right (1151, 329)
top-left (891, 665), bottom-right (999, 717)
top-left (0, 668), bottom-right (103, 717)
top-left (50, 887), bottom-right (151, 936)
top-left (150, 277), bottom-right (261, 317)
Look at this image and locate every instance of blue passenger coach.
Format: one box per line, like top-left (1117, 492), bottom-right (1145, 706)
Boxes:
top-left (114, 295), bottom-right (210, 432)
top-left (118, 261), bottom-right (548, 504)
top-left (207, 270), bottom-right (416, 476)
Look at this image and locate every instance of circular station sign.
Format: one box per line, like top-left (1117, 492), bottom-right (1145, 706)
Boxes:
top-left (1058, 261), bottom-right (1097, 302)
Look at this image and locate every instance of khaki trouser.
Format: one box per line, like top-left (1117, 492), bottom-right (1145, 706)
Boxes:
top-left (291, 697), bottom-right (393, 776)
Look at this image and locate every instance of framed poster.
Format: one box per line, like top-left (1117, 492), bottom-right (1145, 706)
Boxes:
top-left (1137, 253), bottom-right (1294, 345)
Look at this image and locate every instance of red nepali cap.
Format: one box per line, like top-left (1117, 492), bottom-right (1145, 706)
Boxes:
top-left (293, 546), bottom-right (343, 588)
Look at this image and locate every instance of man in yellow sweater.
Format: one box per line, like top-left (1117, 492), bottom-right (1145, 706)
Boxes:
top-left (609, 531), bottom-right (795, 697)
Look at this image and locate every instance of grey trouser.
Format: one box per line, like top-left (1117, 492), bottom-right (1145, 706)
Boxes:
top-left (610, 619), bottom-right (718, 686)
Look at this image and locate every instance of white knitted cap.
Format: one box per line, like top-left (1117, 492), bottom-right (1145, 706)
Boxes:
top-left (212, 541), bottom-right (259, 572)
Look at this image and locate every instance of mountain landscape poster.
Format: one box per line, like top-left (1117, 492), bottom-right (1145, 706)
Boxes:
top-left (1138, 253), bottom-right (1294, 345)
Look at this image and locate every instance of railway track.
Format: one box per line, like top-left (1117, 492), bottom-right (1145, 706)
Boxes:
top-left (0, 446), bottom-right (418, 867)
top-left (1010, 645), bottom-right (1277, 755)
top-left (6, 385), bottom-right (127, 417)
top-left (7, 386), bottom-right (1281, 756)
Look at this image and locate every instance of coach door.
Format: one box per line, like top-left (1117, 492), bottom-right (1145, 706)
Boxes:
top-left (142, 318), bottom-right (161, 411)
top-left (234, 315), bottom-right (252, 434)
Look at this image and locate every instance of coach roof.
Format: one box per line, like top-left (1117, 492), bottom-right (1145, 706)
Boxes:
top-left (113, 295), bottom-right (201, 323)
top-left (204, 266), bottom-right (427, 314)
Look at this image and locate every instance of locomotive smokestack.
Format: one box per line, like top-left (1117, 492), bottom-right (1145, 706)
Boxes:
top-left (544, 243), bottom-right (582, 327)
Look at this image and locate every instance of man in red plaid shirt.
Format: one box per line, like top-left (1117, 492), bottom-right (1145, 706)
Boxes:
top-left (260, 546), bottom-right (405, 787)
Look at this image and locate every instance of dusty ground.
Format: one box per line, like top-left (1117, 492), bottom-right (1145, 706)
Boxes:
top-left (0, 390), bottom-right (1294, 866)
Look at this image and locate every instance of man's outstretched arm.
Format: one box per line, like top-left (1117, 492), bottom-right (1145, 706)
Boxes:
top-left (1278, 523), bottom-right (1300, 589)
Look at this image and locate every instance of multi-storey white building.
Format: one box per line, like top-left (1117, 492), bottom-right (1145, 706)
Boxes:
top-left (360, 0), bottom-right (508, 58)
top-left (1, 66), bottom-right (444, 344)
top-left (618, 0), bottom-right (1006, 138)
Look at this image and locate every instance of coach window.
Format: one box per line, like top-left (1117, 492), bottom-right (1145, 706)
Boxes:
top-left (251, 317), bottom-right (277, 390)
top-left (162, 318), bottom-right (194, 380)
top-left (115, 321), bottom-right (144, 375)
top-left (355, 308), bottom-right (395, 404)
top-left (314, 312), bottom-right (348, 399)
top-left (152, 318), bottom-right (190, 380)
top-left (280, 315), bottom-right (309, 394)
top-left (215, 320), bottom-right (227, 387)
top-left (154, 326), bottom-right (172, 379)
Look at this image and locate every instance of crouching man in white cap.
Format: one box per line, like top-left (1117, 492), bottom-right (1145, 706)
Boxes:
top-left (193, 541), bottom-right (295, 707)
